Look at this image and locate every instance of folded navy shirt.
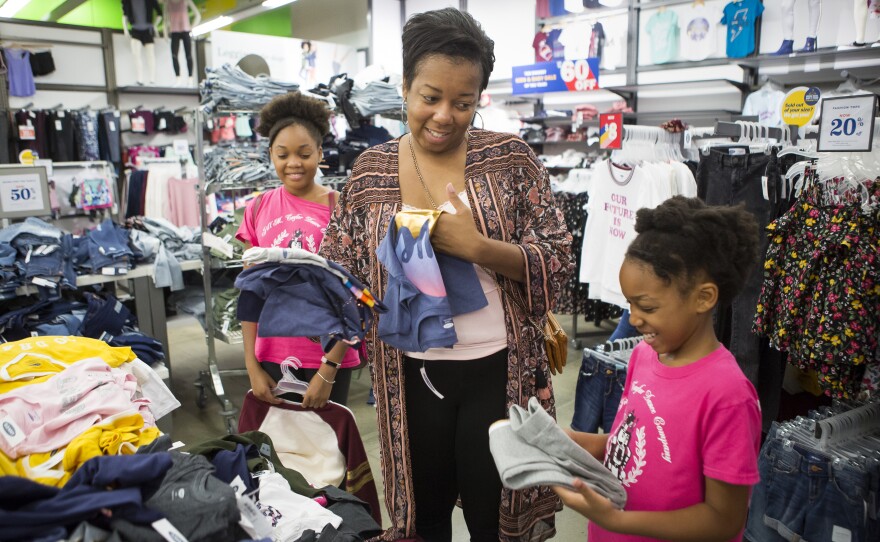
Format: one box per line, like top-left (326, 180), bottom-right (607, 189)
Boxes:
top-left (376, 215), bottom-right (487, 352)
top-left (236, 258), bottom-right (387, 352)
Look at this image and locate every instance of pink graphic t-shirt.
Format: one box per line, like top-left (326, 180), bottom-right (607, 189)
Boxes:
top-left (236, 186), bottom-right (360, 369)
top-left (589, 343), bottom-right (761, 542)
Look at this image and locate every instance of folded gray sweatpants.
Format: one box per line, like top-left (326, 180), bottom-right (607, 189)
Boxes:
top-left (489, 396), bottom-right (627, 509)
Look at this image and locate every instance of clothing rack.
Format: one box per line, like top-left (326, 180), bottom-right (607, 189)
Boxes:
top-left (710, 121), bottom-right (798, 144)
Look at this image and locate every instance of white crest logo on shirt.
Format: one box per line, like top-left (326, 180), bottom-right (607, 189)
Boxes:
top-left (605, 411), bottom-right (646, 486)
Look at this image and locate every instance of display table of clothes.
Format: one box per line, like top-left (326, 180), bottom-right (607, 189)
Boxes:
top-left (0, 215), bottom-right (203, 366)
top-left (0, 334), bottom-right (383, 541)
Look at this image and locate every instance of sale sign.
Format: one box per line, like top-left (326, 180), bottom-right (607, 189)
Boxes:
top-left (0, 173), bottom-right (47, 214)
top-left (600, 113), bottom-right (623, 149)
top-left (818, 94), bottom-right (877, 152)
top-left (512, 58), bottom-right (600, 95)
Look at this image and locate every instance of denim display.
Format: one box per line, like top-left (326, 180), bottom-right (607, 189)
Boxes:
top-left (349, 80), bottom-right (403, 118)
top-left (86, 220), bottom-right (134, 273)
top-left (570, 351), bottom-right (626, 432)
top-left (80, 291), bottom-right (136, 339)
top-left (203, 142), bottom-right (276, 189)
top-left (199, 64), bottom-right (302, 113)
top-left (745, 424), bottom-right (879, 542)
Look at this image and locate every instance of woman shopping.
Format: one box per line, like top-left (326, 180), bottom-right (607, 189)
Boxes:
top-left (237, 92), bottom-right (359, 408)
top-left (320, 8), bottom-right (573, 541)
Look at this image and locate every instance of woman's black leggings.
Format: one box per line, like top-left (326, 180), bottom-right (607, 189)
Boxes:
top-left (404, 349), bottom-right (509, 542)
top-left (170, 31), bottom-right (193, 76)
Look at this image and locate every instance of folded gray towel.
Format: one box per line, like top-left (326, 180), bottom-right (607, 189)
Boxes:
top-left (489, 397), bottom-right (627, 509)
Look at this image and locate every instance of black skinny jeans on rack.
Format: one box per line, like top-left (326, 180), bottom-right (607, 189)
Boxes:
top-left (404, 349), bottom-right (508, 542)
top-left (697, 147), bottom-right (787, 432)
top-left (170, 32), bottom-right (193, 76)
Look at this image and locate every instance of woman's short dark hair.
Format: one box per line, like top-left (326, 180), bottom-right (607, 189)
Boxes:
top-left (258, 92), bottom-right (330, 147)
top-left (402, 7), bottom-right (495, 92)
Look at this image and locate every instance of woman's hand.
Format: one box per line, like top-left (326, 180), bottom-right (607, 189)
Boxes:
top-left (430, 183), bottom-right (484, 261)
top-left (553, 479), bottom-right (623, 531)
top-left (302, 368), bottom-right (335, 408)
top-left (248, 365), bottom-right (281, 405)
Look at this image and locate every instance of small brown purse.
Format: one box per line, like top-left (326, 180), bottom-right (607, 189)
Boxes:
top-left (542, 311), bottom-right (569, 375)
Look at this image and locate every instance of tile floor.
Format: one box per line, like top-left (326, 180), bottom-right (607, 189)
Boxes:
top-left (165, 312), bottom-right (617, 541)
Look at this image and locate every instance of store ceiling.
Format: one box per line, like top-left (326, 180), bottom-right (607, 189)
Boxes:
top-left (2, 0), bottom-right (367, 45)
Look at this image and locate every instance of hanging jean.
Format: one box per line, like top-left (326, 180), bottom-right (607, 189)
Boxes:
top-left (571, 351), bottom-right (627, 433)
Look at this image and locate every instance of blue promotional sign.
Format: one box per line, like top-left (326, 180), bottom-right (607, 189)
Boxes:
top-left (512, 58), bottom-right (600, 95)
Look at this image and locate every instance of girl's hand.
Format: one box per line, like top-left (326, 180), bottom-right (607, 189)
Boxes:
top-left (302, 371), bottom-right (333, 408)
top-left (552, 479), bottom-right (623, 531)
top-left (248, 366), bottom-right (281, 405)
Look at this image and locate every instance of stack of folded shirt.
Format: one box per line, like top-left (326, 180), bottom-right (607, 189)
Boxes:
top-left (489, 396), bottom-right (627, 508)
top-left (235, 246), bottom-right (387, 351)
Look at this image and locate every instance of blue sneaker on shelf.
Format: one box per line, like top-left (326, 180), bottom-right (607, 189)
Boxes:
top-left (773, 40), bottom-right (794, 55)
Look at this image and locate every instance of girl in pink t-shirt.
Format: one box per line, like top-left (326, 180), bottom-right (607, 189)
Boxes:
top-left (556, 196), bottom-right (762, 541)
top-left (236, 92), bottom-right (359, 409)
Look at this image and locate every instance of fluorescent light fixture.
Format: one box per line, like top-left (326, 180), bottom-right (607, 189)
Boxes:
top-left (262, 0), bottom-right (298, 8)
top-left (191, 15), bottom-right (234, 36)
top-left (0, 0), bottom-right (32, 18)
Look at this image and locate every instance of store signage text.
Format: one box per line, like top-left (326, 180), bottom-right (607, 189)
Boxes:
top-left (511, 58), bottom-right (600, 95)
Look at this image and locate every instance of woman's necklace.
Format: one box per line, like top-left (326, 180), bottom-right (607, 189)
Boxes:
top-left (407, 135), bottom-right (439, 210)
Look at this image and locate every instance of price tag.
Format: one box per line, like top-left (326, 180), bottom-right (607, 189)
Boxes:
top-left (599, 113), bottom-right (622, 150)
top-left (818, 94), bottom-right (877, 152)
top-left (157, 117), bottom-right (167, 130)
top-left (18, 124), bottom-right (35, 140)
top-left (54, 120), bottom-right (63, 131)
top-left (108, 121), bottom-right (116, 132)
top-left (0, 173), bottom-right (46, 213)
top-left (152, 519), bottom-right (189, 542)
top-left (238, 495), bottom-right (273, 539)
top-left (131, 116), bottom-right (146, 133)
top-left (173, 139), bottom-right (189, 156)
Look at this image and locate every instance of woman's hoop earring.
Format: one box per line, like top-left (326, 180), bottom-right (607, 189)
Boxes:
top-left (400, 101), bottom-right (408, 126)
top-left (472, 110), bottom-right (484, 130)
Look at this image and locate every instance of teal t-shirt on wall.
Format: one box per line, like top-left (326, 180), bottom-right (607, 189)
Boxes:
top-left (721, 0), bottom-right (764, 58)
top-left (646, 10), bottom-right (680, 64)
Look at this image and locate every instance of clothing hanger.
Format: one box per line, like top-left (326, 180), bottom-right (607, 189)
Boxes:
top-left (272, 358), bottom-right (310, 396)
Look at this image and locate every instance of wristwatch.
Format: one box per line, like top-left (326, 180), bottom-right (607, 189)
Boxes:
top-left (321, 355), bottom-right (340, 369)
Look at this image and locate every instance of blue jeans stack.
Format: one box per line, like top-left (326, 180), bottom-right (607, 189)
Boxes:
top-left (745, 424), bottom-right (879, 542)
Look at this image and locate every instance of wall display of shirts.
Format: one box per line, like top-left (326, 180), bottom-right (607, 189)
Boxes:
top-left (531, 21), bottom-right (612, 65)
top-left (646, 9), bottom-right (680, 64)
top-left (678, 3), bottom-right (721, 61)
top-left (721, 0), bottom-right (764, 58)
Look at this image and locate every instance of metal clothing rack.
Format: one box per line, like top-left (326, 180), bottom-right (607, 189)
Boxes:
top-left (193, 107), bottom-right (252, 434)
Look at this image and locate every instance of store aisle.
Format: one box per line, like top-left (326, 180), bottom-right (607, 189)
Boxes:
top-left (166, 313), bottom-right (616, 541)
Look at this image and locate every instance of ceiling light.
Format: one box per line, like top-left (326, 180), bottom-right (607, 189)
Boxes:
top-left (191, 15), bottom-right (234, 37)
top-left (262, 0), bottom-right (298, 8)
top-left (0, 0), bottom-right (32, 18)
